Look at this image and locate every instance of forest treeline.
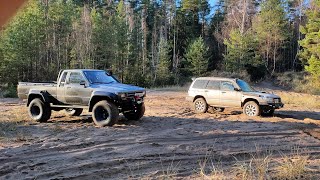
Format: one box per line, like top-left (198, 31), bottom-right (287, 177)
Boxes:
top-left (0, 0), bottom-right (319, 90)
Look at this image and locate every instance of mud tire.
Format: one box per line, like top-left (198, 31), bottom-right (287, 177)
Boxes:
top-left (92, 100), bottom-right (119, 127)
top-left (28, 98), bottom-right (51, 122)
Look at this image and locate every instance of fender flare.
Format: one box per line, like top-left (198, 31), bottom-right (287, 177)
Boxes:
top-left (27, 90), bottom-right (51, 106)
top-left (88, 91), bottom-right (119, 112)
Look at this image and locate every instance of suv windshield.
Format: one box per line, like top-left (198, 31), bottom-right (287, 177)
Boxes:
top-left (236, 79), bottom-right (255, 92)
top-left (83, 71), bottom-right (118, 84)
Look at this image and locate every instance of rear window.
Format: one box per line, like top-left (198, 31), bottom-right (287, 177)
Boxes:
top-left (192, 80), bottom-right (208, 89)
top-left (206, 80), bottom-right (220, 90)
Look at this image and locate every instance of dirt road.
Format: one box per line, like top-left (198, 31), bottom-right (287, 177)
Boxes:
top-left (0, 90), bottom-right (320, 179)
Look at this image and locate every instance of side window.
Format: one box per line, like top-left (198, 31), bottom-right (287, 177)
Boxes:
top-left (206, 80), bottom-right (220, 90)
top-left (69, 72), bottom-right (84, 84)
top-left (192, 80), bottom-right (208, 89)
top-left (60, 72), bottom-right (67, 83)
top-left (221, 81), bottom-right (235, 91)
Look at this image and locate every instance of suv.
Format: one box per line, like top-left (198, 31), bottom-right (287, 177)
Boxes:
top-left (186, 77), bottom-right (283, 116)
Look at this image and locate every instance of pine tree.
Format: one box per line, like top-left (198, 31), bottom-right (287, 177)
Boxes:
top-left (253, 0), bottom-right (289, 75)
top-left (299, 0), bottom-right (320, 79)
top-left (224, 29), bottom-right (260, 72)
top-left (185, 37), bottom-right (209, 76)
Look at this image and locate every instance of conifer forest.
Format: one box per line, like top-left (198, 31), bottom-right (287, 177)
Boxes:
top-left (0, 0), bottom-right (319, 89)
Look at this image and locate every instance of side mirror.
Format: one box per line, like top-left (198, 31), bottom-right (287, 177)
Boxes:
top-left (234, 87), bottom-right (241, 91)
top-left (106, 70), bottom-right (113, 76)
top-left (80, 81), bottom-right (86, 86)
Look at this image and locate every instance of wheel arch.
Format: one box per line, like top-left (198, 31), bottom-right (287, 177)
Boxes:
top-left (242, 98), bottom-right (259, 107)
top-left (27, 90), bottom-right (50, 106)
top-left (89, 93), bottom-right (118, 112)
top-left (193, 95), bottom-right (206, 102)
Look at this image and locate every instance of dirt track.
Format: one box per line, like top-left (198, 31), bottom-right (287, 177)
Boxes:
top-left (0, 90), bottom-right (320, 179)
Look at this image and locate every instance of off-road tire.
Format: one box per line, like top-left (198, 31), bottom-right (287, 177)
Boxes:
top-left (213, 107), bottom-right (225, 112)
top-left (92, 100), bottom-right (119, 127)
top-left (123, 103), bottom-right (145, 121)
top-left (28, 98), bottom-right (51, 122)
top-left (65, 108), bottom-right (83, 116)
top-left (243, 101), bottom-right (261, 116)
top-left (194, 98), bottom-right (208, 113)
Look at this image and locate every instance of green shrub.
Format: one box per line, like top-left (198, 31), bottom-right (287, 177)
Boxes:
top-left (276, 71), bottom-right (320, 95)
top-left (210, 70), bottom-right (252, 82)
top-left (2, 85), bottom-right (17, 98)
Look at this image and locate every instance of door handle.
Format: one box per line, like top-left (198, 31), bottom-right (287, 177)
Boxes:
top-left (204, 90), bottom-right (208, 92)
top-left (67, 87), bottom-right (71, 89)
top-left (221, 91), bottom-right (226, 93)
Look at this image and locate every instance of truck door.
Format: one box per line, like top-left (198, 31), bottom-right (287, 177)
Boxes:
top-left (64, 72), bottom-right (88, 105)
top-left (57, 71), bottom-right (68, 103)
top-left (219, 81), bottom-right (242, 107)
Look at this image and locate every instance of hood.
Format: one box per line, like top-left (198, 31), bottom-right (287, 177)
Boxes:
top-left (243, 91), bottom-right (280, 98)
top-left (91, 83), bottom-right (145, 94)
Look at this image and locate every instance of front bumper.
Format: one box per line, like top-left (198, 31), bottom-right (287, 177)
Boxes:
top-left (266, 103), bottom-right (284, 109)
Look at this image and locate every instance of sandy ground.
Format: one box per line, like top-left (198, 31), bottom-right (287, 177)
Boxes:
top-left (0, 88), bottom-right (320, 179)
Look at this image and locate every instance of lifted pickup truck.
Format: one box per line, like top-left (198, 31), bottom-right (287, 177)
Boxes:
top-left (17, 69), bottom-right (146, 127)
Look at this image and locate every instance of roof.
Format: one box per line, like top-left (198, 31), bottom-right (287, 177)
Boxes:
top-left (63, 69), bottom-right (105, 72)
top-left (194, 77), bottom-right (238, 81)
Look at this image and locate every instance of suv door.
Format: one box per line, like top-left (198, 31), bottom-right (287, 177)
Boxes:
top-left (65, 72), bottom-right (90, 105)
top-left (204, 80), bottom-right (220, 106)
top-left (220, 81), bottom-right (241, 107)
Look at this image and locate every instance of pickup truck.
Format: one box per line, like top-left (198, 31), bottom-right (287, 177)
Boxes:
top-left (17, 69), bottom-right (146, 127)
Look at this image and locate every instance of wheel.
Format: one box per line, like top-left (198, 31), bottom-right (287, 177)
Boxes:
top-left (262, 109), bottom-right (274, 116)
top-left (92, 100), bottom-right (119, 127)
top-left (243, 101), bottom-right (261, 116)
top-left (28, 98), bottom-right (51, 122)
top-left (213, 107), bottom-right (225, 112)
top-left (123, 103), bottom-right (145, 121)
top-left (194, 98), bottom-right (208, 113)
top-left (65, 108), bottom-right (83, 116)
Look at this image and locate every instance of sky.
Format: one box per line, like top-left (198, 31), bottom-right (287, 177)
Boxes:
top-left (209, 0), bottom-right (218, 7)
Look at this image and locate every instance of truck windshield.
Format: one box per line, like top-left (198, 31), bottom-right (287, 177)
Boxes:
top-left (83, 71), bottom-right (118, 84)
top-left (236, 79), bottom-right (255, 92)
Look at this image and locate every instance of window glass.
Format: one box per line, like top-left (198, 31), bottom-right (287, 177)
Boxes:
top-left (83, 71), bottom-right (118, 84)
top-left (192, 80), bottom-right (208, 89)
top-left (60, 72), bottom-right (67, 83)
top-left (206, 80), bottom-right (220, 90)
top-left (221, 81), bottom-right (235, 91)
top-left (69, 72), bottom-right (84, 84)
top-left (236, 79), bottom-right (255, 92)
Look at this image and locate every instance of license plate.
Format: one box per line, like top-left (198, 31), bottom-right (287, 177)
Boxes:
top-left (274, 99), bottom-right (279, 103)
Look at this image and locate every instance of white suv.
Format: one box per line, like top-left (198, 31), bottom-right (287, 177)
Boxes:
top-left (186, 77), bottom-right (284, 116)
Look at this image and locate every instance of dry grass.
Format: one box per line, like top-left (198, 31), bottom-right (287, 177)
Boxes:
top-left (232, 154), bottom-right (271, 180)
top-left (278, 91), bottom-right (320, 109)
top-left (197, 147), bottom-right (312, 180)
top-left (274, 148), bottom-right (309, 180)
top-left (199, 155), bottom-right (226, 180)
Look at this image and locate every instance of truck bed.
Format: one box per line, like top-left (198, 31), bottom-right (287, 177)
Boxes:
top-left (17, 82), bottom-right (57, 99)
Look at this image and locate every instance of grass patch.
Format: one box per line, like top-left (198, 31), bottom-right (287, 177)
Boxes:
top-left (278, 92), bottom-right (320, 109)
top-left (275, 148), bottom-right (309, 180)
top-left (196, 148), bottom-right (311, 180)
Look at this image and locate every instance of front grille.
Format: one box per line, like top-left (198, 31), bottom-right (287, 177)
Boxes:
top-left (274, 98), bottom-right (281, 103)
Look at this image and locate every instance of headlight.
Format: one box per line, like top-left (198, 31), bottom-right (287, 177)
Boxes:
top-left (135, 91), bottom-right (146, 97)
top-left (260, 96), bottom-right (273, 103)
